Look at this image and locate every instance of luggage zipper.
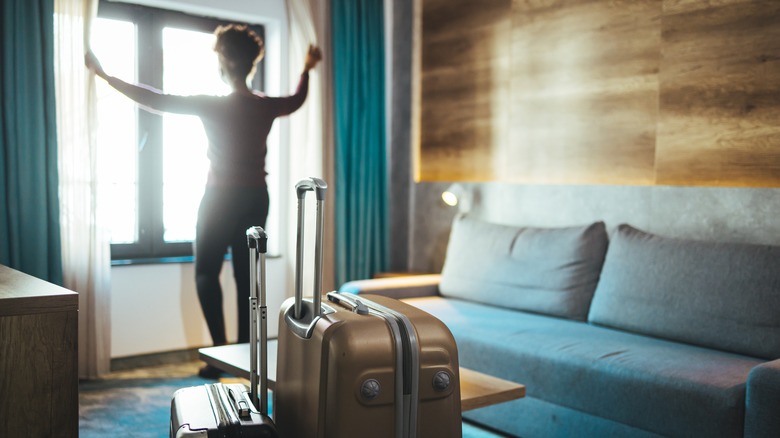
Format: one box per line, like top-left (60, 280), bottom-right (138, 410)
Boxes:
top-left (327, 292), bottom-right (420, 438)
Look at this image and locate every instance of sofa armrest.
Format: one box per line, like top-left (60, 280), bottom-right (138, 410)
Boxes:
top-left (745, 358), bottom-right (780, 438)
top-left (338, 274), bottom-right (442, 300)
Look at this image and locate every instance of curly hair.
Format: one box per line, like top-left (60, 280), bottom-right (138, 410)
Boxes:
top-left (213, 24), bottom-right (264, 79)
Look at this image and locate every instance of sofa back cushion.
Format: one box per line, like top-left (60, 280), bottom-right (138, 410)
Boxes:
top-left (588, 224), bottom-right (780, 359)
top-left (439, 215), bottom-right (608, 320)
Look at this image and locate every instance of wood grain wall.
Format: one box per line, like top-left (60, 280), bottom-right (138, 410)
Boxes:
top-left (416, 0), bottom-right (780, 187)
top-left (420, 0), bottom-right (512, 181)
top-left (657, 0), bottom-right (780, 186)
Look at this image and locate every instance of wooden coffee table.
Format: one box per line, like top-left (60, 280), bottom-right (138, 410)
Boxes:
top-left (200, 340), bottom-right (524, 412)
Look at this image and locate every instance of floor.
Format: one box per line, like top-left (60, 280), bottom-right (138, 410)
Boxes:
top-left (78, 360), bottom-right (508, 437)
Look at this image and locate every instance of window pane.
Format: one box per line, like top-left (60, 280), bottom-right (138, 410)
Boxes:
top-left (162, 27), bottom-right (230, 242)
top-left (93, 18), bottom-right (138, 244)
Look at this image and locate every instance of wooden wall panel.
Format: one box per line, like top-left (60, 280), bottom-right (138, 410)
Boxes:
top-left (416, 0), bottom-right (780, 187)
top-left (506, 0), bottom-right (661, 185)
top-left (656, 0), bottom-right (780, 187)
top-left (418, 0), bottom-right (511, 181)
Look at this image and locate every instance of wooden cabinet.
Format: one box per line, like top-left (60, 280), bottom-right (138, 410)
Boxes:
top-left (0, 265), bottom-right (78, 437)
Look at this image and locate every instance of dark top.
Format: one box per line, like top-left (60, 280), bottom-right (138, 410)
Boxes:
top-left (107, 72), bottom-right (310, 187)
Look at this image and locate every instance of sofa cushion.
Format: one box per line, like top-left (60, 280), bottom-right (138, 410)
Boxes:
top-left (588, 224), bottom-right (780, 359)
top-left (406, 296), bottom-right (761, 438)
top-left (439, 215), bottom-right (608, 320)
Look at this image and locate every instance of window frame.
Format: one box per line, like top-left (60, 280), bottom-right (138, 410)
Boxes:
top-left (97, 1), bottom-right (265, 261)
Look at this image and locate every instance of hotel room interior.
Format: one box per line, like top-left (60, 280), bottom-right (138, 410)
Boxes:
top-left (2, 0), bottom-right (779, 437)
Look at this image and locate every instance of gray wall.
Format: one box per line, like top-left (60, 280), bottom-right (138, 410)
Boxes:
top-left (386, 0), bottom-right (414, 272)
top-left (388, 0), bottom-right (780, 274)
top-left (408, 183), bottom-right (780, 273)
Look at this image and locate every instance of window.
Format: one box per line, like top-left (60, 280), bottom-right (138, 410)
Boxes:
top-left (93, 2), bottom-right (266, 260)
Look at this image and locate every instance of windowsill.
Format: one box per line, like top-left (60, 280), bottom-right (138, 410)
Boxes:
top-left (111, 253), bottom-right (282, 266)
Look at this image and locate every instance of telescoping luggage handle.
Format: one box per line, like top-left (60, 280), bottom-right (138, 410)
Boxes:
top-left (246, 226), bottom-right (269, 416)
top-left (293, 177), bottom-right (328, 320)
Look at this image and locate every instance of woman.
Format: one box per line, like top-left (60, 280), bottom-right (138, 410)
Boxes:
top-left (86, 24), bottom-right (322, 378)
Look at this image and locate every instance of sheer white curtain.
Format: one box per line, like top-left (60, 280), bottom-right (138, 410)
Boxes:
top-left (54, 0), bottom-right (112, 379)
top-left (287, 0), bottom-right (336, 291)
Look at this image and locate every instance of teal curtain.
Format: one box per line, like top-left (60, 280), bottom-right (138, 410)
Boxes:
top-left (332, 0), bottom-right (388, 285)
top-left (0, 0), bottom-right (63, 284)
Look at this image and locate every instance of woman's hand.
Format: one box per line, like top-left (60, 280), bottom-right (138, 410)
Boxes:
top-left (304, 45), bottom-right (322, 71)
top-left (84, 50), bottom-right (107, 79)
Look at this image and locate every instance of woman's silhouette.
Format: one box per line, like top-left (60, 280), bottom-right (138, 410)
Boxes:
top-left (86, 24), bottom-right (322, 378)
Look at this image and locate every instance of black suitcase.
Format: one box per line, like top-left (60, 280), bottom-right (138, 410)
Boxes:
top-left (169, 227), bottom-right (277, 437)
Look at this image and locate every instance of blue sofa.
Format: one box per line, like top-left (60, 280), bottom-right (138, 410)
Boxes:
top-left (340, 215), bottom-right (780, 437)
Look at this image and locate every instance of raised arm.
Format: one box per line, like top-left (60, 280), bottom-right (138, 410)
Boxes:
top-left (85, 51), bottom-right (196, 114)
top-left (269, 45), bottom-right (322, 117)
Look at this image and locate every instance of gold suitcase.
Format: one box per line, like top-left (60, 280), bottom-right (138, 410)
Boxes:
top-left (273, 178), bottom-right (462, 438)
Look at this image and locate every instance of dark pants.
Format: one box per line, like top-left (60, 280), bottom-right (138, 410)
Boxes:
top-left (194, 185), bottom-right (269, 345)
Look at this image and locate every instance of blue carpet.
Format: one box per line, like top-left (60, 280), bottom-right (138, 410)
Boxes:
top-left (80, 375), bottom-right (211, 438)
top-left (79, 370), bottom-right (507, 437)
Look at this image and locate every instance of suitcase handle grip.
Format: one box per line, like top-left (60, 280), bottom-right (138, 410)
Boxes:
top-left (246, 226), bottom-right (268, 253)
top-left (295, 177), bottom-right (327, 201)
